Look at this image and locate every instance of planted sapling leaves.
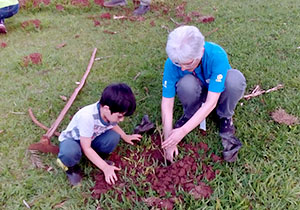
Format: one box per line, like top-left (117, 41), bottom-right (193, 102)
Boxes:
top-left (91, 133), bottom-right (222, 205)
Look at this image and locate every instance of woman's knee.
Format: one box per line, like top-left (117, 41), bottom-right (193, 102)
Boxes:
top-left (176, 74), bottom-right (203, 97)
top-left (225, 69), bottom-right (246, 92)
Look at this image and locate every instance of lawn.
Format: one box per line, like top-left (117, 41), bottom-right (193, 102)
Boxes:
top-left (0, 0), bottom-right (300, 209)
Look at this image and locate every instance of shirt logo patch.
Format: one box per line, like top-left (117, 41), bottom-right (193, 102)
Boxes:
top-left (163, 80), bottom-right (167, 88)
top-left (215, 74), bottom-right (223, 82)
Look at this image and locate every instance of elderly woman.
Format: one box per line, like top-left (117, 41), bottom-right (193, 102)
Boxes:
top-left (0, 0), bottom-right (19, 33)
top-left (161, 25), bottom-right (246, 162)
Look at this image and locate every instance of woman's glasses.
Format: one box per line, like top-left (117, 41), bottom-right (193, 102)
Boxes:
top-left (173, 58), bottom-right (200, 69)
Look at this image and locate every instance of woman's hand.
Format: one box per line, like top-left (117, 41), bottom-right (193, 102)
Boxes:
top-left (161, 128), bottom-right (186, 149)
top-left (164, 145), bottom-right (179, 162)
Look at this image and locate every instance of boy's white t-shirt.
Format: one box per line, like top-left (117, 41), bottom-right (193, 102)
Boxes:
top-left (58, 102), bottom-right (116, 142)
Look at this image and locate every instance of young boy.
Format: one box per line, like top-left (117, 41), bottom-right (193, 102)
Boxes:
top-left (57, 83), bottom-right (142, 186)
top-left (0, 0), bottom-right (19, 33)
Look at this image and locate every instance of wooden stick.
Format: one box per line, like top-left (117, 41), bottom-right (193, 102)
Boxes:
top-left (45, 48), bottom-right (97, 139)
top-left (28, 108), bottom-right (60, 137)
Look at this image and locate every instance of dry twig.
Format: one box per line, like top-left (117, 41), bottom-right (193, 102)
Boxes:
top-left (156, 123), bottom-right (167, 166)
top-left (59, 95), bottom-right (67, 101)
top-left (95, 55), bottom-right (112, 61)
top-left (56, 42), bottom-right (67, 49)
top-left (161, 25), bottom-right (171, 33)
top-left (9, 111), bottom-right (25, 115)
top-left (113, 15), bottom-right (127, 20)
top-left (244, 84), bottom-right (284, 100)
top-left (204, 27), bottom-right (219, 37)
top-left (28, 149), bottom-right (46, 169)
top-left (23, 200), bottom-right (31, 209)
top-left (170, 17), bottom-right (183, 26)
top-left (133, 72), bottom-right (141, 81)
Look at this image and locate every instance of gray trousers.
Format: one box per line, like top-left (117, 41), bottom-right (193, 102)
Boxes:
top-left (176, 69), bottom-right (246, 119)
top-left (140, 0), bottom-right (151, 5)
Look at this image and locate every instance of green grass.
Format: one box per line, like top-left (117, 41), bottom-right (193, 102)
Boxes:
top-left (1, 0), bottom-right (300, 209)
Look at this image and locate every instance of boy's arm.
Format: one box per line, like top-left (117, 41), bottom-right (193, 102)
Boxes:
top-left (112, 125), bottom-right (142, 145)
top-left (80, 136), bottom-right (120, 185)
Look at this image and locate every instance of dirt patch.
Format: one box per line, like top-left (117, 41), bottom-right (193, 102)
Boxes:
top-left (94, 0), bottom-right (104, 6)
top-left (91, 133), bottom-right (222, 208)
top-left (23, 53), bottom-right (42, 66)
top-left (21, 19), bottom-right (41, 30)
top-left (19, 0), bottom-right (51, 8)
top-left (55, 4), bottom-right (64, 11)
top-left (172, 1), bottom-right (215, 25)
top-left (271, 108), bottom-right (299, 125)
top-left (71, 0), bottom-right (90, 7)
top-left (1, 42), bottom-right (7, 48)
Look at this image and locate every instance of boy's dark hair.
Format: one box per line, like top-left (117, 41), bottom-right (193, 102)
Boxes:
top-left (100, 83), bottom-right (136, 116)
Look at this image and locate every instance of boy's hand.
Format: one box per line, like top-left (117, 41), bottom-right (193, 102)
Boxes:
top-left (103, 164), bottom-right (121, 185)
top-left (123, 134), bottom-right (142, 145)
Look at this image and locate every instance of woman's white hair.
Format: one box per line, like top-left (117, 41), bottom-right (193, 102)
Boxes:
top-left (166, 25), bottom-right (205, 64)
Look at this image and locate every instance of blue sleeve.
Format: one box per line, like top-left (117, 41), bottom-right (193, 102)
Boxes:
top-left (208, 49), bottom-right (231, 93)
top-left (162, 58), bottom-right (180, 98)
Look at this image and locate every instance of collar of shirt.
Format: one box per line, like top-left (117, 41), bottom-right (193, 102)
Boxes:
top-left (97, 102), bottom-right (117, 126)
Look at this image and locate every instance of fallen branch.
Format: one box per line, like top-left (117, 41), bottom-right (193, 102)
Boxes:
top-left (244, 84), bottom-right (284, 100)
top-left (28, 108), bottom-right (60, 137)
top-left (28, 48), bottom-right (97, 154)
top-left (45, 48), bottom-right (97, 138)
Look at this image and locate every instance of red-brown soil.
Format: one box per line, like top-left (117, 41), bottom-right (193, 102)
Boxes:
top-left (23, 53), bottom-right (42, 66)
top-left (91, 133), bottom-right (222, 208)
top-left (21, 19), bottom-right (41, 29)
top-left (1, 42), bottom-right (7, 48)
